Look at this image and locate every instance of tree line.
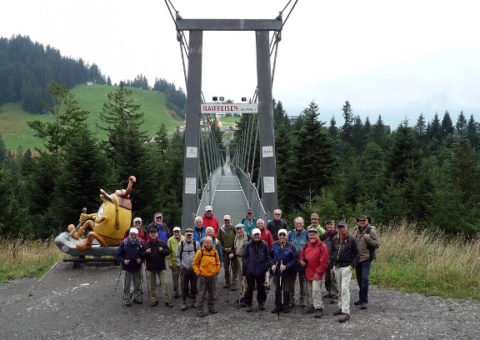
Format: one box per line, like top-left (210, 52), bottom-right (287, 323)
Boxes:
top-left (232, 101), bottom-right (480, 236)
top-left (0, 82), bottom-right (184, 239)
top-left (0, 35), bottom-right (108, 112)
top-left (0, 35), bottom-right (186, 119)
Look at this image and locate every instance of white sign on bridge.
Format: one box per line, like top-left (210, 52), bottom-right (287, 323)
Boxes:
top-left (201, 103), bottom-right (258, 114)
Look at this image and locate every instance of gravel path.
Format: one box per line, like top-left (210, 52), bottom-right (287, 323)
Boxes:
top-left (0, 262), bottom-right (478, 339)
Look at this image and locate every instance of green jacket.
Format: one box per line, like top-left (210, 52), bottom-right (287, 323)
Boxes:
top-left (218, 225), bottom-right (236, 250)
top-left (308, 224), bottom-right (326, 236)
top-left (167, 235), bottom-right (185, 267)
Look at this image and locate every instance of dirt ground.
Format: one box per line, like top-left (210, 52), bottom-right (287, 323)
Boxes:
top-left (0, 261), bottom-right (478, 339)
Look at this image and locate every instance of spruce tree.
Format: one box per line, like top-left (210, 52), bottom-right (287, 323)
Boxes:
top-left (455, 111), bottom-right (468, 138)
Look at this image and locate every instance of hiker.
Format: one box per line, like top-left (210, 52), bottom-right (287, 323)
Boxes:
top-left (241, 208), bottom-right (257, 235)
top-left (321, 219), bottom-right (339, 300)
top-left (288, 216), bottom-right (308, 308)
top-left (193, 216), bottom-right (206, 243)
top-left (123, 217), bottom-right (146, 243)
top-left (353, 215), bottom-right (380, 309)
top-left (308, 213), bottom-right (325, 237)
top-left (331, 221), bottom-right (359, 323)
top-left (141, 228), bottom-right (172, 307)
top-left (167, 226), bottom-right (184, 298)
top-left (299, 227), bottom-right (329, 318)
top-left (231, 223), bottom-right (250, 305)
top-left (243, 228), bottom-right (271, 312)
top-left (177, 228), bottom-right (200, 311)
top-left (116, 227), bottom-right (143, 306)
top-left (147, 212), bottom-right (170, 243)
top-left (193, 236), bottom-right (221, 317)
top-left (270, 229), bottom-right (296, 313)
top-left (202, 205), bottom-right (220, 238)
top-left (218, 215), bottom-right (236, 289)
top-left (257, 218), bottom-right (273, 290)
top-left (201, 227), bottom-right (223, 263)
top-left (267, 209), bottom-right (288, 241)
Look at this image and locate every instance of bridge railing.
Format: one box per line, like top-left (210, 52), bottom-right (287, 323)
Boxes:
top-left (196, 167), bottom-right (223, 218)
top-left (231, 164), bottom-right (268, 223)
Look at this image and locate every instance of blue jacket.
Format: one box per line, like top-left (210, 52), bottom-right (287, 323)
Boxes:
top-left (193, 227), bottom-right (206, 243)
top-left (116, 237), bottom-right (142, 272)
top-left (270, 241), bottom-right (296, 275)
top-left (147, 222), bottom-right (170, 243)
top-left (243, 240), bottom-right (271, 276)
top-left (288, 229), bottom-right (308, 256)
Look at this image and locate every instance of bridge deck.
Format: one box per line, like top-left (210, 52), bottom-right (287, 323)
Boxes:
top-left (210, 167), bottom-right (248, 226)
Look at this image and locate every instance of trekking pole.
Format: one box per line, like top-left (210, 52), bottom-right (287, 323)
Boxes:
top-left (113, 267), bottom-right (123, 297)
top-left (277, 262), bottom-right (282, 321)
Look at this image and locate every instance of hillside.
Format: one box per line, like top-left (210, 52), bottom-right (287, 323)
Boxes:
top-left (0, 84), bottom-right (184, 150)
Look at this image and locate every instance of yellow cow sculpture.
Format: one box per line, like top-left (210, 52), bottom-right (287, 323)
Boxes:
top-left (67, 176), bottom-right (136, 250)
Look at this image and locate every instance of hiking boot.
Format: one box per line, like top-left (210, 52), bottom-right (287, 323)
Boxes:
top-left (180, 302), bottom-right (187, 311)
top-left (305, 305), bottom-right (315, 314)
top-left (360, 303), bottom-right (368, 310)
top-left (133, 299), bottom-right (143, 304)
top-left (354, 300), bottom-right (362, 305)
top-left (165, 301), bottom-right (174, 308)
top-left (323, 293), bottom-right (333, 298)
top-left (299, 299), bottom-right (306, 308)
top-left (271, 306), bottom-right (282, 313)
top-left (331, 294), bottom-right (338, 300)
top-left (124, 301), bottom-right (132, 307)
top-left (196, 310), bottom-right (206, 317)
top-left (223, 283), bottom-right (230, 289)
top-left (282, 307), bottom-right (290, 313)
top-left (259, 303), bottom-right (265, 311)
top-left (209, 308), bottom-right (218, 314)
top-left (314, 308), bottom-right (324, 318)
top-left (288, 301), bottom-right (295, 309)
top-left (230, 287), bottom-right (238, 291)
top-left (174, 292), bottom-right (181, 299)
top-left (246, 305), bottom-right (253, 312)
top-left (333, 309), bottom-right (343, 316)
top-left (149, 300), bottom-right (158, 307)
top-left (338, 313), bottom-right (350, 323)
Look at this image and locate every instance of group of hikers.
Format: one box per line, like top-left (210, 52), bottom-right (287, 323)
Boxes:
top-left (116, 206), bottom-right (380, 322)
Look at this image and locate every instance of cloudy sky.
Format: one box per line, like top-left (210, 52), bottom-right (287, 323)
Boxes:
top-left (1, 0), bottom-right (479, 127)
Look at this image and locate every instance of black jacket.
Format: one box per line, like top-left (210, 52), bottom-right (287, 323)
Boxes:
top-left (141, 239), bottom-right (171, 271)
top-left (243, 240), bottom-right (271, 276)
top-left (330, 234), bottom-right (359, 268)
top-left (116, 238), bottom-right (143, 272)
top-left (321, 230), bottom-right (338, 256)
top-left (267, 219), bottom-right (288, 241)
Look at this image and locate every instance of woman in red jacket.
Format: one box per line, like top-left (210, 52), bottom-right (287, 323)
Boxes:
top-left (299, 227), bottom-right (329, 318)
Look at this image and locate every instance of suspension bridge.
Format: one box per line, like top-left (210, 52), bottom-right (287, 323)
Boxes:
top-left (164, 0), bottom-right (299, 227)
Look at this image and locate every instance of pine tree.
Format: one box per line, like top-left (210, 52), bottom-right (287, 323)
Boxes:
top-left (441, 110), bottom-right (454, 138)
top-left (289, 101), bottom-right (335, 209)
top-left (341, 101), bottom-right (354, 145)
top-left (99, 82), bottom-right (149, 213)
top-left (466, 115), bottom-right (478, 148)
top-left (415, 113), bottom-right (427, 145)
top-left (388, 121), bottom-right (418, 184)
top-left (455, 111), bottom-right (468, 138)
top-left (27, 82), bottom-right (88, 157)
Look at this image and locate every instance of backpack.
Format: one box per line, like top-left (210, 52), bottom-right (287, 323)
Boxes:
top-left (179, 240), bottom-right (198, 262)
top-left (365, 226), bottom-right (377, 261)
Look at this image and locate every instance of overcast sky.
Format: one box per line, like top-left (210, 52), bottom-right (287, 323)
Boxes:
top-left (1, 0), bottom-right (479, 127)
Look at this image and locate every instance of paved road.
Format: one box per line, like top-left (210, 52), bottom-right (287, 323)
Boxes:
top-left (0, 262), bottom-right (479, 339)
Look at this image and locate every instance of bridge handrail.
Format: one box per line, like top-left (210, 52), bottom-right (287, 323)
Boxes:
top-left (196, 166), bottom-right (223, 217)
top-left (230, 164), bottom-right (268, 222)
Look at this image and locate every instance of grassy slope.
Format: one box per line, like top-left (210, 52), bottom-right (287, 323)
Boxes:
top-left (0, 84), bottom-right (183, 150)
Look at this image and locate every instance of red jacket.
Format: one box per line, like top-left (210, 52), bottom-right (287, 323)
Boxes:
top-left (260, 228), bottom-right (273, 248)
top-left (203, 214), bottom-right (220, 238)
top-left (299, 238), bottom-right (329, 280)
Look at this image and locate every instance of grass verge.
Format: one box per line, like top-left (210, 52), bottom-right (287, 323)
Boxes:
top-left (370, 224), bottom-right (480, 300)
top-left (0, 239), bottom-right (65, 283)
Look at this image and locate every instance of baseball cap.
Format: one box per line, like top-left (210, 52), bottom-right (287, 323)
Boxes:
top-left (223, 215), bottom-right (232, 221)
top-left (278, 229), bottom-right (288, 236)
top-left (252, 228), bottom-right (261, 235)
top-left (129, 227), bottom-right (139, 234)
top-left (205, 205), bottom-right (213, 212)
top-left (173, 226), bottom-right (181, 232)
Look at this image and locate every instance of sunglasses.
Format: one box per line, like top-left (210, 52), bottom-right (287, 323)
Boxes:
top-left (358, 219), bottom-right (367, 222)
top-left (279, 234), bottom-right (287, 237)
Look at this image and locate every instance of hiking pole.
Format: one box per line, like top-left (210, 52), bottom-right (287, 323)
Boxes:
top-left (113, 267), bottom-right (123, 297)
top-left (277, 262), bottom-right (282, 321)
